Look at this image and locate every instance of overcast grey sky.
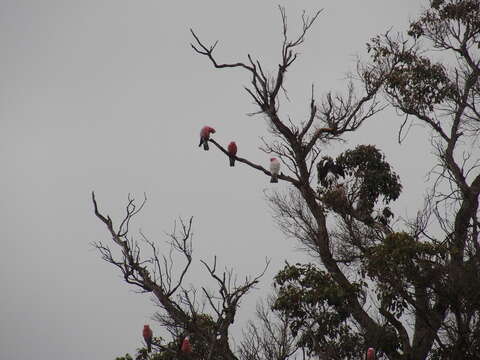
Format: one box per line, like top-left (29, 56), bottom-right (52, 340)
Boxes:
top-left (1, 1), bottom-right (430, 359)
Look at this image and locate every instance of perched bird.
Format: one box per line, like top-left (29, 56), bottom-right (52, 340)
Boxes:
top-left (366, 347), bottom-right (375, 360)
top-left (382, 207), bottom-right (394, 219)
top-left (269, 157), bottom-right (281, 183)
top-left (376, 207), bottom-right (394, 226)
top-left (181, 336), bottom-right (192, 353)
top-left (143, 325), bottom-right (153, 353)
top-left (317, 157), bottom-right (345, 187)
top-left (227, 141), bottom-right (237, 167)
top-left (199, 126), bottom-right (216, 151)
top-left (317, 157), bottom-right (334, 184)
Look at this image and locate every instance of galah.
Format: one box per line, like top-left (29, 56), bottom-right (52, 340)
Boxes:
top-left (227, 141), bottom-right (237, 167)
top-left (143, 325), bottom-right (153, 353)
top-left (269, 157), bottom-right (281, 183)
top-left (199, 126), bottom-right (216, 151)
top-left (366, 347), bottom-right (375, 360)
top-left (181, 336), bottom-right (192, 353)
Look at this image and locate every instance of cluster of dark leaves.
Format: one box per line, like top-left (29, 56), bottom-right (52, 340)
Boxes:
top-left (429, 315), bottom-right (480, 360)
top-left (368, 36), bottom-right (455, 113)
top-left (362, 232), bottom-right (447, 317)
top-left (272, 263), bottom-right (364, 359)
top-left (409, 0), bottom-right (480, 39)
top-left (336, 145), bottom-right (401, 205)
top-left (319, 145), bottom-right (401, 222)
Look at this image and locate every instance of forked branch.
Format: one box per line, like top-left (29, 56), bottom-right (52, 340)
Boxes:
top-left (92, 192), bottom-right (266, 360)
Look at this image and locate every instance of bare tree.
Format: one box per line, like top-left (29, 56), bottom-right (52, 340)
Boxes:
top-left (92, 192), bottom-right (268, 360)
top-left (239, 295), bottom-right (298, 360)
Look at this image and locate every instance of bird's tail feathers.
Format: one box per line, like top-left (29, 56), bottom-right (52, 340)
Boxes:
top-left (203, 141), bottom-right (209, 151)
top-left (270, 174), bottom-right (278, 183)
top-left (229, 157), bottom-right (235, 166)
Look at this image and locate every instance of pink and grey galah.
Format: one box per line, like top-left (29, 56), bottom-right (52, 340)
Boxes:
top-left (142, 325), bottom-right (153, 353)
top-left (269, 157), bottom-right (281, 183)
top-left (181, 336), bottom-right (192, 353)
top-left (366, 347), bottom-right (375, 360)
top-left (227, 141), bottom-right (237, 167)
top-left (199, 126), bottom-right (216, 151)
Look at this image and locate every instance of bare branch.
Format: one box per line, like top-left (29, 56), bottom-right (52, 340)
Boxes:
top-left (209, 139), bottom-right (300, 186)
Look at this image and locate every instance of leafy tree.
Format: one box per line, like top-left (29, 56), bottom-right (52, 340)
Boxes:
top-left (188, 1), bottom-right (479, 359)
top-left (272, 263), bottom-right (366, 360)
top-left (94, 2), bottom-right (479, 359)
top-left (362, 1), bottom-right (480, 358)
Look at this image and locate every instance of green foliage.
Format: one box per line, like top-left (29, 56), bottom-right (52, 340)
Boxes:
top-left (367, 38), bottom-right (455, 113)
top-left (193, 313), bottom-right (216, 334)
top-left (321, 145), bottom-right (402, 221)
top-left (428, 318), bottom-right (480, 360)
top-left (409, 0), bottom-right (480, 39)
top-left (273, 263), bottom-right (365, 358)
top-left (366, 0), bottom-right (480, 118)
top-left (363, 232), bottom-right (447, 318)
top-left (336, 145), bottom-right (401, 205)
top-left (189, 315), bottom-right (220, 360)
top-left (115, 354), bottom-right (133, 360)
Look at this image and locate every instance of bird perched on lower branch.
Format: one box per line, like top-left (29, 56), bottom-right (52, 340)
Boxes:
top-left (366, 347), bottom-right (376, 360)
top-left (142, 325), bottom-right (153, 353)
top-left (181, 336), bottom-right (192, 353)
